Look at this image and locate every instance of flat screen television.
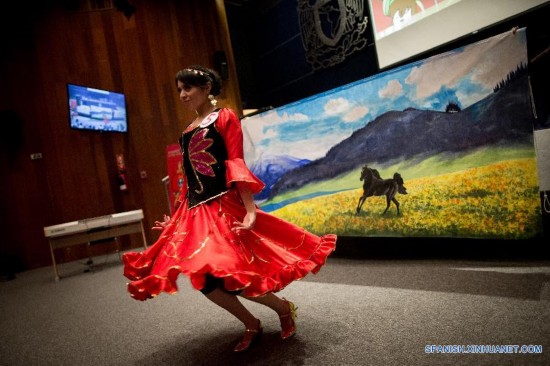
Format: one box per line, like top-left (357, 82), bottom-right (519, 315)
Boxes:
top-left (67, 83), bottom-right (128, 133)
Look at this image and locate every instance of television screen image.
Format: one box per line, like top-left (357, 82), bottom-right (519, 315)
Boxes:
top-left (67, 83), bottom-right (128, 133)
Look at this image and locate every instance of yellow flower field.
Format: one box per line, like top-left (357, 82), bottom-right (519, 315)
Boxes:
top-left (270, 159), bottom-right (542, 239)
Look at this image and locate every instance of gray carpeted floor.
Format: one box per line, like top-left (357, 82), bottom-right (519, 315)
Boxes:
top-left (1, 252), bottom-right (549, 365)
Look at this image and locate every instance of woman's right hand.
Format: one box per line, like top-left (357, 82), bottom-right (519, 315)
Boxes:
top-left (152, 214), bottom-right (171, 230)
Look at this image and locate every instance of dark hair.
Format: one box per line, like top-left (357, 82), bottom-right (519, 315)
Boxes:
top-left (175, 65), bottom-right (222, 96)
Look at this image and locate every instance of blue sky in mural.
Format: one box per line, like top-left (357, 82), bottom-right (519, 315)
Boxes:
top-left (243, 29), bottom-right (528, 162)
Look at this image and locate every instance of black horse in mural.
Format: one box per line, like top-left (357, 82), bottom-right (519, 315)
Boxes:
top-left (356, 165), bottom-right (408, 215)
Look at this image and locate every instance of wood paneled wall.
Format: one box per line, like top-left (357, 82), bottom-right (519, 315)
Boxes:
top-left (0, 0), bottom-right (242, 271)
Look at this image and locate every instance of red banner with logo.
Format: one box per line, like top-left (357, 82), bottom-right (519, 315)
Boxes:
top-left (166, 144), bottom-right (184, 214)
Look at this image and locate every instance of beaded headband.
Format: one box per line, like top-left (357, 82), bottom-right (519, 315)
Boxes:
top-left (185, 68), bottom-right (207, 76)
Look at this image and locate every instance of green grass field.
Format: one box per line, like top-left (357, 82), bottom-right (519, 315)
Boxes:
top-left (261, 145), bottom-right (542, 239)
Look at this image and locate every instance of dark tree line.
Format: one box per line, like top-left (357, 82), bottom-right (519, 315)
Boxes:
top-left (493, 63), bottom-right (528, 92)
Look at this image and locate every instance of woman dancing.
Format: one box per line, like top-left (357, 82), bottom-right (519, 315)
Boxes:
top-left (123, 65), bottom-right (337, 352)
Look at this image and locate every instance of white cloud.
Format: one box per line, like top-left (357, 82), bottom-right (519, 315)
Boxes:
top-left (405, 31), bottom-right (527, 100)
top-left (242, 110), bottom-right (309, 141)
top-left (261, 129), bottom-right (353, 161)
top-left (343, 106), bottom-right (369, 122)
top-left (263, 128), bottom-right (278, 139)
top-left (324, 97), bottom-right (351, 116)
top-left (378, 79), bottom-right (403, 99)
top-left (250, 110), bottom-right (309, 125)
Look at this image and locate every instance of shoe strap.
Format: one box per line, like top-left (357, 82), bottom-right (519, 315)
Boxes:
top-left (244, 328), bottom-right (261, 334)
top-left (280, 301), bottom-right (298, 318)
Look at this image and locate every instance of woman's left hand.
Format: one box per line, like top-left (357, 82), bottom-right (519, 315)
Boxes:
top-left (152, 214), bottom-right (171, 230)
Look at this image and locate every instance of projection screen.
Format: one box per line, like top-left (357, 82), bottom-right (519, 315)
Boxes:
top-left (368, 0), bottom-right (549, 69)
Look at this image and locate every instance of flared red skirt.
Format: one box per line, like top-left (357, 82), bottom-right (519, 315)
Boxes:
top-left (123, 188), bottom-right (336, 300)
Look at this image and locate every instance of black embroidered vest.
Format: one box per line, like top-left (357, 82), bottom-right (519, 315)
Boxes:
top-left (179, 121), bottom-right (229, 209)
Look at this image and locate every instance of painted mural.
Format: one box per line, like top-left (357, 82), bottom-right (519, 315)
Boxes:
top-left (241, 28), bottom-right (542, 239)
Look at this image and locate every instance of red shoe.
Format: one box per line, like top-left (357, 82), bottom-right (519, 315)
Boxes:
top-left (279, 298), bottom-right (297, 339)
top-left (234, 320), bottom-right (263, 352)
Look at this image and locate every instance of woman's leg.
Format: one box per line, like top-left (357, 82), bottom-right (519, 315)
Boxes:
top-left (204, 288), bottom-right (260, 329)
top-left (242, 292), bottom-right (290, 315)
top-left (243, 292), bottom-right (297, 339)
top-left (205, 288), bottom-right (263, 352)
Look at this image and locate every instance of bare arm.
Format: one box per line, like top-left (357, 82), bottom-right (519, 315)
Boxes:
top-left (232, 182), bottom-right (257, 231)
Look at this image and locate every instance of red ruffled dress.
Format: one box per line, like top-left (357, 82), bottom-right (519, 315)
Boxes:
top-left (123, 108), bottom-right (336, 301)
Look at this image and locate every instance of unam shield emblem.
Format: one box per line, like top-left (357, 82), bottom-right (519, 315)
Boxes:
top-left (297, 0), bottom-right (369, 70)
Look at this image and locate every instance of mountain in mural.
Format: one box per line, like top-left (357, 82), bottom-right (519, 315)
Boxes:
top-left (267, 75), bottom-right (534, 198)
top-left (249, 154), bottom-right (311, 200)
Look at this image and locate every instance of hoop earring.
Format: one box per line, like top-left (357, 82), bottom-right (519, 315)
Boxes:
top-left (208, 94), bottom-right (218, 107)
